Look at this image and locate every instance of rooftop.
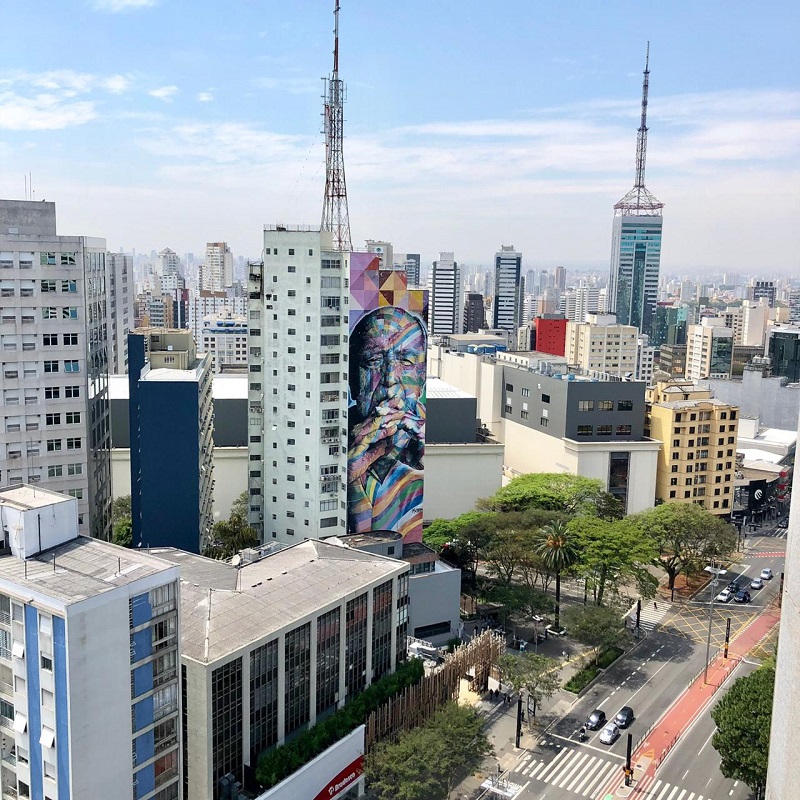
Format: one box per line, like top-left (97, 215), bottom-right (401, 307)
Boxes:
top-left (152, 540), bottom-right (405, 664)
top-left (0, 484), bottom-right (74, 512)
top-left (426, 378), bottom-right (473, 400)
top-left (110, 372), bottom-right (246, 400)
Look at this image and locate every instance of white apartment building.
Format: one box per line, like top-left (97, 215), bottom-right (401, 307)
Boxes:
top-left (492, 245), bottom-right (523, 333)
top-left (559, 284), bottom-right (600, 323)
top-left (565, 314), bottom-right (639, 378)
top-left (0, 484), bottom-right (182, 800)
top-left (247, 227), bottom-right (350, 542)
top-left (201, 314), bottom-right (248, 374)
top-left (686, 318), bottom-right (734, 380)
top-left (107, 252), bottom-right (134, 374)
top-left (428, 252), bottom-right (463, 336)
top-left (201, 242), bottom-right (233, 293)
top-left (0, 199), bottom-right (112, 540)
top-left (188, 291), bottom-right (247, 348)
top-left (742, 301), bottom-right (770, 347)
top-left (156, 248), bottom-right (181, 278)
top-left (636, 335), bottom-right (656, 385)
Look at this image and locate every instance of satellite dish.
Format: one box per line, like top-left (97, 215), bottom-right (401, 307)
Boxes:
top-left (231, 554), bottom-right (242, 567)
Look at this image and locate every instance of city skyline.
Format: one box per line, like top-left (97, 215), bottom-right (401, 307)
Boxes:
top-left (0, 1), bottom-right (798, 272)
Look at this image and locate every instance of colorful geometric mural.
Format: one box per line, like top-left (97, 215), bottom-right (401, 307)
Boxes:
top-left (348, 252), bottom-right (428, 542)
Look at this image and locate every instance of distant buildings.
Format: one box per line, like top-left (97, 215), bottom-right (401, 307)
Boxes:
top-left (201, 313), bottom-right (248, 374)
top-left (156, 246), bottom-right (181, 278)
top-left (565, 315), bottom-right (639, 378)
top-left (768, 327), bottom-right (800, 383)
top-left (463, 293), bottom-right (487, 333)
top-left (685, 319), bottom-right (733, 380)
top-left (0, 198), bottom-right (112, 540)
top-left (107, 252), bottom-right (134, 373)
top-left (492, 245), bottom-right (523, 334)
top-left (187, 290), bottom-right (247, 348)
top-left (0, 484), bottom-right (181, 799)
top-left (128, 328), bottom-right (214, 553)
top-left (201, 242), bottom-right (233, 292)
top-left (748, 280), bottom-right (776, 307)
top-left (428, 252), bottom-right (463, 335)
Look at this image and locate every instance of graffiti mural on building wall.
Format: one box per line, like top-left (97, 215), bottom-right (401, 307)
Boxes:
top-left (348, 254), bottom-right (428, 541)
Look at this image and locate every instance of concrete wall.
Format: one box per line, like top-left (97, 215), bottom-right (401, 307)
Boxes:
top-left (427, 396), bottom-right (477, 443)
top-left (409, 563), bottom-right (462, 645)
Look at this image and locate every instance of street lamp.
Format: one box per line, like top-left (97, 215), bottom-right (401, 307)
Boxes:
top-left (703, 563), bottom-right (727, 684)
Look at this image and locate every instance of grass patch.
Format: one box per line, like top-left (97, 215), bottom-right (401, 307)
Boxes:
top-left (563, 646), bottom-right (625, 693)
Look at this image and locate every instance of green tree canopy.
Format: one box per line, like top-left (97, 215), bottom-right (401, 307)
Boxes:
top-left (711, 662), bottom-right (774, 792)
top-left (112, 495), bottom-right (131, 522)
top-left (112, 495), bottom-right (132, 547)
top-left (561, 604), bottom-right (629, 664)
top-left (204, 491), bottom-right (259, 560)
top-left (366, 702), bottom-right (493, 800)
top-left (499, 652), bottom-right (561, 715)
top-left (480, 473), bottom-right (604, 514)
top-left (568, 516), bottom-right (658, 605)
top-left (534, 520), bottom-right (580, 631)
top-left (624, 503), bottom-right (737, 590)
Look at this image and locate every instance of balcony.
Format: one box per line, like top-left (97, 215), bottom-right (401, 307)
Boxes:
top-left (2, 784), bottom-right (17, 799)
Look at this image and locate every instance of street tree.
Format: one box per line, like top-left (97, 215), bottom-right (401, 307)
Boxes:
top-left (534, 520), bottom-right (580, 631)
top-left (561, 604), bottom-right (629, 664)
top-left (711, 661), bottom-right (774, 793)
top-left (625, 503), bottom-right (737, 590)
top-left (499, 653), bottom-right (561, 717)
top-left (112, 494), bottom-right (132, 547)
top-left (204, 491), bottom-right (259, 560)
top-left (366, 702), bottom-right (492, 800)
top-left (568, 516), bottom-right (658, 605)
top-left (479, 473), bottom-right (604, 514)
top-left (483, 515), bottom-right (531, 585)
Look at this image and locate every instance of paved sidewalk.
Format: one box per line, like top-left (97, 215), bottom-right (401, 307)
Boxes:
top-left (593, 607), bottom-right (780, 799)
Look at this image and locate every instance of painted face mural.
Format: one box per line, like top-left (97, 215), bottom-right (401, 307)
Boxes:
top-left (347, 256), bottom-right (428, 541)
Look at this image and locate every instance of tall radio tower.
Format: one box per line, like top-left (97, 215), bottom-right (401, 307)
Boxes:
top-left (320, 0), bottom-right (352, 251)
top-left (614, 42), bottom-right (663, 216)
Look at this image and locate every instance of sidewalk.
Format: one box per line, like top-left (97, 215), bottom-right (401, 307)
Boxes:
top-left (594, 606), bottom-right (780, 799)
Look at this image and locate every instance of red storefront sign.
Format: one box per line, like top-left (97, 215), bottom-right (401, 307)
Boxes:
top-left (313, 755), bottom-right (364, 800)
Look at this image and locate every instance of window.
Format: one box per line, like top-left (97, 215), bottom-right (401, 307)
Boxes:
top-left (40, 280), bottom-right (56, 292)
top-left (540, 417), bottom-right (548, 427)
top-left (43, 334), bottom-right (58, 347)
top-left (63, 360), bottom-right (80, 373)
top-left (44, 387), bottom-right (59, 400)
top-left (596, 425), bottom-right (612, 435)
top-left (67, 489), bottom-right (83, 500)
top-left (43, 360), bottom-right (58, 373)
top-left (65, 385), bottom-right (79, 398)
top-left (66, 437), bottom-right (81, 450)
top-left (41, 654), bottom-right (53, 672)
top-left (521, 388), bottom-right (530, 397)
top-left (60, 253), bottom-right (76, 266)
top-left (578, 400), bottom-right (594, 412)
top-left (47, 465), bottom-right (63, 478)
top-left (67, 462), bottom-right (82, 476)
top-left (284, 623), bottom-right (310, 735)
top-left (61, 280), bottom-right (77, 293)
top-left (577, 425), bottom-right (593, 436)
top-left (62, 307), bottom-right (78, 319)
top-left (45, 413), bottom-right (61, 426)
top-left (598, 400), bottom-right (613, 411)
top-left (541, 393), bottom-right (550, 403)
top-left (618, 400), bottom-right (633, 411)
top-left (46, 440), bottom-right (61, 452)
top-left (505, 383), bottom-right (514, 393)
top-left (63, 333), bottom-right (78, 346)
top-left (616, 425), bottom-right (632, 435)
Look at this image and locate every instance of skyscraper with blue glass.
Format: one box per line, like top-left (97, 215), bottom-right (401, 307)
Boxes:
top-left (607, 45), bottom-right (664, 340)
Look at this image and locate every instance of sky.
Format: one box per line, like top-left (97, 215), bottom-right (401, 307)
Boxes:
top-left (1, 0), bottom-right (799, 274)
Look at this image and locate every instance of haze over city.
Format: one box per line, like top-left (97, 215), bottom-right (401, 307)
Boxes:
top-left (1, 0), bottom-right (798, 272)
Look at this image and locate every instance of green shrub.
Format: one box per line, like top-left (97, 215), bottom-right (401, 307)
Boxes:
top-left (597, 646), bottom-right (624, 670)
top-left (563, 646), bottom-right (624, 693)
top-left (256, 658), bottom-right (424, 788)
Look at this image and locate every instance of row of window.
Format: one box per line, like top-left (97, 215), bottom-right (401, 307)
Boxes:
top-left (674, 410), bottom-right (737, 422)
top-left (578, 400), bottom-right (634, 412)
top-left (577, 425), bottom-right (632, 436)
top-left (0, 251), bottom-right (77, 269)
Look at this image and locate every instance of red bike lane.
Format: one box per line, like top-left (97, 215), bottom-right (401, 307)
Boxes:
top-left (594, 607), bottom-right (780, 799)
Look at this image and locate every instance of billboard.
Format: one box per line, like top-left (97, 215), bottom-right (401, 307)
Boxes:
top-left (348, 253), bottom-right (428, 542)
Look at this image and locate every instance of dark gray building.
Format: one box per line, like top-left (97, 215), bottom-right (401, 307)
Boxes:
top-left (463, 293), bottom-right (487, 333)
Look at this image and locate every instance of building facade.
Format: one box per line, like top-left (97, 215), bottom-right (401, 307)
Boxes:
top-left (768, 327), bottom-right (800, 383)
top-left (531, 316), bottom-right (568, 357)
top-left (463, 293), bottom-right (487, 333)
top-left (0, 199), bottom-right (112, 540)
top-left (645, 381), bottom-right (739, 515)
top-left (201, 314), bottom-right (248, 374)
top-left (188, 291), bottom-right (247, 349)
top-left (201, 243), bottom-right (233, 293)
top-left (0, 485), bottom-right (182, 800)
top-left (565, 315), bottom-right (639, 378)
top-left (685, 319), bottom-right (734, 380)
top-left (428, 252), bottom-right (462, 336)
top-left (107, 252), bottom-right (134, 373)
top-left (492, 245), bottom-right (523, 333)
top-left (128, 329), bottom-right (214, 553)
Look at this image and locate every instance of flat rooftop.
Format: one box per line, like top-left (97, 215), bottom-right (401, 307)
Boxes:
top-left (0, 536), bottom-right (176, 606)
top-left (0, 484), bottom-right (74, 512)
top-left (151, 540), bottom-right (405, 664)
top-left (110, 372), bottom-right (246, 400)
top-left (426, 377), bottom-right (473, 399)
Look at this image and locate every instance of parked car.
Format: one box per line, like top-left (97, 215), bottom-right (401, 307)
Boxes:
top-left (615, 706), bottom-right (635, 728)
top-left (734, 590), bottom-right (751, 604)
top-left (716, 588), bottom-right (734, 603)
top-left (761, 568), bottom-right (773, 580)
top-left (586, 709), bottom-right (606, 730)
top-left (750, 577), bottom-right (764, 590)
top-left (727, 579), bottom-right (741, 592)
top-left (599, 723), bottom-right (620, 745)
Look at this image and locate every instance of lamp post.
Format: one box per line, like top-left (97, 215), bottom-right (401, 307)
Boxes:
top-left (704, 563), bottom-right (727, 684)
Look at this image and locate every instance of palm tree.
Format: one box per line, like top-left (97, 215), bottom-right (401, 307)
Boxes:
top-left (534, 521), bottom-right (580, 632)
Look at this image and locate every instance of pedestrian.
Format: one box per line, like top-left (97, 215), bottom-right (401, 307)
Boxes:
top-left (653, 601), bottom-right (658, 611)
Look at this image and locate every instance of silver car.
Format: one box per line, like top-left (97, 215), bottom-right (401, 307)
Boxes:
top-left (599, 723), bottom-right (620, 745)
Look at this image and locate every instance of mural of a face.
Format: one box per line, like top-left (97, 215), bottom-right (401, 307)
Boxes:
top-left (348, 306), bottom-right (426, 538)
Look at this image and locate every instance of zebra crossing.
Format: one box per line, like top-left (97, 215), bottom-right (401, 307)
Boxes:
top-left (511, 747), bottom-right (621, 797)
top-left (512, 747), bottom-right (720, 799)
top-left (631, 600), bottom-right (672, 633)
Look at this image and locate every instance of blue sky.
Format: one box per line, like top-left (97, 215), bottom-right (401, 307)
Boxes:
top-left (1, 0), bottom-right (798, 272)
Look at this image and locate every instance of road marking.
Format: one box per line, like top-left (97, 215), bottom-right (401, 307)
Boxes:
top-left (553, 751), bottom-right (589, 787)
top-left (570, 756), bottom-right (603, 795)
top-left (528, 760), bottom-right (547, 779)
top-left (665, 785), bottom-right (681, 800)
top-left (563, 755), bottom-right (597, 793)
top-left (536, 748), bottom-right (570, 782)
top-left (676, 788), bottom-right (688, 800)
top-left (510, 780), bottom-right (530, 799)
top-left (586, 762), bottom-right (620, 795)
top-left (654, 782), bottom-right (673, 800)
top-left (697, 727), bottom-right (716, 755)
top-left (683, 769), bottom-right (690, 779)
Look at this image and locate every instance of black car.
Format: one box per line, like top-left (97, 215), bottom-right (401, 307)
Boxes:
top-left (614, 706), bottom-right (635, 728)
top-left (586, 709), bottom-right (606, 730)
top-left (734, 590), bottom-right (751, 604)
top-left (727, 579), bottom-right (741, 593)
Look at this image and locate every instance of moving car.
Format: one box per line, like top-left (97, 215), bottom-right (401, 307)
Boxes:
top-left (614, 706), bottom-right (635, 728)
top-left (599, 723), bottom-right (620, 745)
top-left (761, 568), bottom-right (773, 580)
top-left (715, 588), bottom-right (734, 603)
top-left (750, 577), bottom-right (764, 590)
top-left (586, 709), bottom-right (606, 730)
top-left (734, 590), bottom-right (751, 604)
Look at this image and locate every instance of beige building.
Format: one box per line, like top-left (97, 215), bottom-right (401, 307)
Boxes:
top-left (565, 314), bottom-right (639, 377)
top-left (685, 318), bottom-right (734, 380)
top-left (646, 380), bottom-right (739, 515)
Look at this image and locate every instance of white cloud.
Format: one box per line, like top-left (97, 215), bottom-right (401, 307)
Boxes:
top-left (101, 75), bottom-right (131, 94)
top-left (0, 92), bottom-right (96, 131)
top-left (149, 85), bottom-right (178, 102)
top-left (91, 0), bottom-right (156, 11)
top-left (196, 91), bottom-right (214, 103)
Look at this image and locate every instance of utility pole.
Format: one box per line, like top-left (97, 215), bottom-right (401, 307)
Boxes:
top-left (515, 695), bottom-right (523, 748)
top-left (624, 733), bottom-right (633, 786)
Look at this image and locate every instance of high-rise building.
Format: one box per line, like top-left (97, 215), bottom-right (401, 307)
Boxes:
top-left (554, 266), bottom-right (567, 292)
top-left (788, 290), bottom-right (800, 324)
top-left (0, 199), bottom-right (112, 540)
top-left (128, 328), bottom-right (214, 553)
top-left (402, 253), bottom-right (421, 287)
top-left (247, 228), bottom-right (350, 541)
top-left (107, 252), bottom-right (134, 373)
top-left (748, 280), bottom-right (776, 307)
top-left (428, 252), bottom-right (463, 335)
top-left (187, 290), bottom-right (247, 347)
top-left (531, 316), bottom-right (568, 357)
top-left (566, 315), bottom-right (639, 378)
top-left (685, 319), bottom-right (734, 380)
top-left (156, 247), bottom-right (181, 278)
top-left (463, 293), bottom-right (487, 333)
top-left (608, 47), bottom-right (664, 340)
top-left (201, 313), bottom-right (248, 374)
top-left (201, 242), bottom-right (233, 292)
top-left (559, 284), bottom-right (600, 323)
top-left (645, 380), bottom-right (739, 515)
top-left (492, 245), bottom-right (523, 333)
top-left (767, 327), bottom-right (800, 383)
top-left (0, 484), bottom-right (182, 799)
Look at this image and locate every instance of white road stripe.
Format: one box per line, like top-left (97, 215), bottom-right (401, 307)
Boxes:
top-left (553, 751), bottom-right (590, 788)
top-left (528, 761), bottom-right (547, 780)
top-left (654, 782), bottom-right (673, 800)
top-left (536, 748), bottom-right (570, 782)
top-left (564, 756), bottom-right (599, 794)
top-left (570, 757), bottom-right (602, 795)
top-left (583, 761), bottom-right (618, 796)
top-left (665, 785), bottom-right (682, 800)
top-left (547, 750), bottom-right (582, 785)
top-left (676, 789), bottom-right (688, 800)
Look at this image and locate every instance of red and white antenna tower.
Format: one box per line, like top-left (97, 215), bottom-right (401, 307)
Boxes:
top-left (321, 0), bottom-right (352, 251)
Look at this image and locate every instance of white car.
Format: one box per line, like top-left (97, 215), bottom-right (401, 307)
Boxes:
top-left (760, 568), bottom-right (773, 580)
top-left (750, 578), bottom-right (764, 590)
top-left (715, 588), bottom-right (733, 603)
top-left (599, 723), bottom-right (620, 745)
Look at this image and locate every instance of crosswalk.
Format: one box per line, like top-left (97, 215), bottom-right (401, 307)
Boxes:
top-left (511, 748), bottom-right (621, 797)
top-left (512, 747), bottom-right (720, 799)
top-left (631, 601), bottom-right (672, 633)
